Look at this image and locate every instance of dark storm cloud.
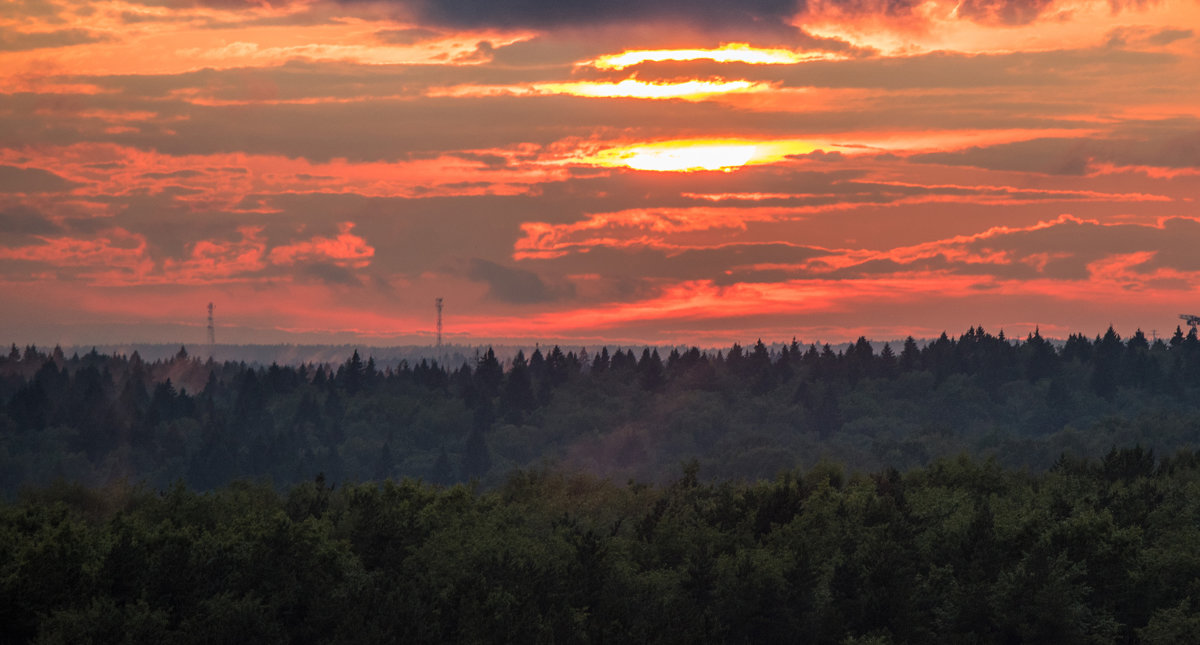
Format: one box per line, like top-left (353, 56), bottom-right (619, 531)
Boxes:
top-left (0, 27), bottom-right (108, 51)
top-left (954, 0), bottom-right (1056, 25)
top-left (1144, 28), bottom-right (1194, 46)
top-left (297, 261), bottom-right (364, 286)
top-left (373, 27), bottom-right (444, 45)
top-left (354, 0), bottom-right (801, 31)
top-left (802, 0), bottom-right (1159, 25)
top-left (507, 210), bottom-right (1200, 290)
top-left (79, 161), bottom-right (1156, 289)
top-left (204, 192), bottom-right (550, 276)
top-left (203, 167), bottom-right (867, 275)
top-left (913, 141), bottom-right (1096, 175)
top-left (466, 258), bottom-right (572, 303)
top-left (84, 58), bottom-right (572, 102)
top-left (0, 0), bottom-right (64, 20)
top-left (8, 48), bottom-right (1175, 164)
top-left (479, 25), bottom-right (861, 70)
top-left (0, 165), bottom-right (81, 193)
top-left (633, 45), bottom-right (1176, 92)
top-left (911, 123), bottom-right (1200, 175)
top-left (64, 96), bottom-right (763, 162)
top-left (344, 0), bottom-right (1149, 31)
top-left (118, 11), bottom-right (186, 24)
top-left (540, 243), bottom-right (829, 284)
top-left (0, 206), bottom-right (61, 237)
top-left (1105, 26), bottom-right (1195, 48)
top-left (804, 217), bottom-right (1200, 282)
top-left (947, 218), bottom-right (1200, 279)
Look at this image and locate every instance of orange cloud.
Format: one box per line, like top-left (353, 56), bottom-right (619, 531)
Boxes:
top-left (0, 229), bottom-right (147, 266)
top-left (514, 206), bottom-right (788, 259)
top-left (0, 228), bottom-right (154, 284)
top-left (0, 144), bottom-right (563, 207)
top-left (2, 0), bottom-right (1198, 347)
top-left (0, 219), bottom-right (375, 287)
top-left (267, 222), bottom-right (375, 268)
top-left (162, 226), bottom-right (270, 284)
top-left (791, 214), bottom-right (1200, 286)
top-left (442, 273), bottom-right (1004, 340)
top-left (0, 4), bottom-right (533, 82)
top-left (798, 0), bottom-right (1200, 55)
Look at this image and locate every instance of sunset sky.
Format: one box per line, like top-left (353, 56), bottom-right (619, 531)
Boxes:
top-left (2, 0), bottom-right (1199, 347)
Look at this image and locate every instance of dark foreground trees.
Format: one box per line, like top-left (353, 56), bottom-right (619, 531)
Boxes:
top-left (5, 451), bottom-right (1200, 644)
top-left (7, 326), bottom-right (1200, 495)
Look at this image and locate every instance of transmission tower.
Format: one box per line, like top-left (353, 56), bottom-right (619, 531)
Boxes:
top-left (206, 302), bottom-right (216, 346)
top-left (435, 297), bottom-right (444, 348)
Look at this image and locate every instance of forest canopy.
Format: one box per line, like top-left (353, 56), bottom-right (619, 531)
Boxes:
top-left (4, 453), bottom-right (1200, 643)
top-left (2, 325), bottom-right (1200, 495)
top-left (6, 326), bottom-right (1200, 642)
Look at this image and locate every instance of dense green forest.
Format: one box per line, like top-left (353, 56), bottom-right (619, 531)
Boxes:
top-left (7, 328), bottom-right (1200, 643)
top-left (5, 326), bottom-right (1200, 494)
top-left (5, 453), bottom-right (1200, 643)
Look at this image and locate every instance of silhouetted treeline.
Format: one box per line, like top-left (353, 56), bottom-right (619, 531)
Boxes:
top-left (5, 452), bottom-right (1200, 643)
top-left (5, 325), bottom-right (1200, 494)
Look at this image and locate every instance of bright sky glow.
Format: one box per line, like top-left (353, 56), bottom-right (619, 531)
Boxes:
top-left (582, 139), bottom-right (827, 171)
top-left (425, 79), bottom-right (771, 100)
top-left (532, 79), bottom-right (769, 100)
top-left (586, 43), bottom-right (839, 70)
top-left (2, 0), bottom-right (1199, 346)
top-left (601, 142), bottom-right (759, 172)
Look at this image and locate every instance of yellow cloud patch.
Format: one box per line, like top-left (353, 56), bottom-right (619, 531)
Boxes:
top-left (581, 139), bottom-right (825, 172)
top-left (586, 43), bottom-right (842, 70)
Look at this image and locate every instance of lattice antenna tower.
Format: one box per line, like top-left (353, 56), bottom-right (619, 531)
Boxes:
top-left (206, 302), bottom-right (216, 346)
top-left (435, 297), bottom-right (444, 348)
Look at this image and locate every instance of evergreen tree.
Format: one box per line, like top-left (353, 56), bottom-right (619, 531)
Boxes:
top-left (1061, 333), bottom-right (1093, 363)
top-left (900, 336), bottom-right (920, 371)
top-left (591, 347), bottom-right (610, 374)
top-left (879, 343), bottom-right (897, 378)
top-left (374, 442), bottom-right (395, 480)
top-left (1091, 326), bottom-right (1123, 399)
top-left (473, 396), bottom-right (495, 433)
top-left (461, 428), bottom-right (491, 480)
top-left (475, 348), bottom-right (503, 398)
top-left (1024, 327), bottom-right (1057, 383)
top-left (7, 380), bottom-right (48, 431)
top-left (546, 346), bottom-right (570, 387)
top-left (500, 351), bottom-right (536, 424)
top-left (813, 385), bottom-right (842, 439)
top-left (638, 349), bottom-right (665, 392)
top-left (846, 336), bottom-right (875, 384)
top-left (430, 447), bottom-right (454, 485)
top-left (746, 340), bottom-right (774, 393)
top-left (342, 350), bottom-right (365, 395)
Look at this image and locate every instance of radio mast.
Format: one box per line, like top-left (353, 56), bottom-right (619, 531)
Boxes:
top-left (206, 302), bottom-right (216, 346)
top-left (435, 297), bottom-right (444, 348)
